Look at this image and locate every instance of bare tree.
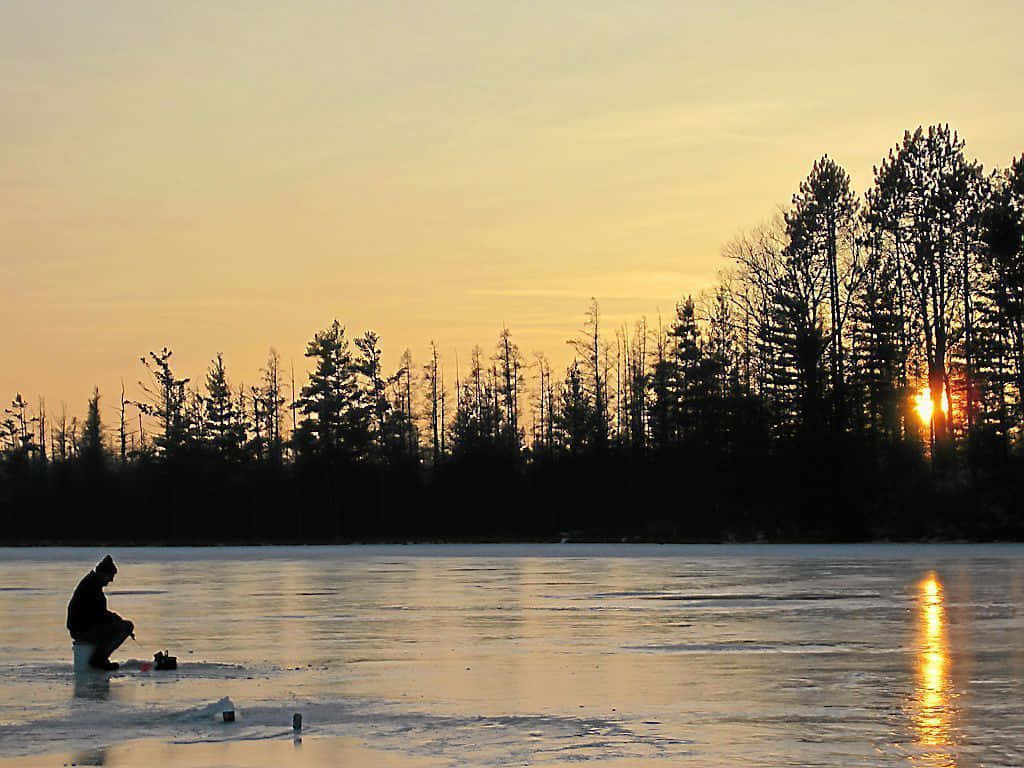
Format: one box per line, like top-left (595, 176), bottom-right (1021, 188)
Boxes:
top-left (423, 341), bottom-right (443, 464)
top-left (568, 299), bottom-right (609, 451)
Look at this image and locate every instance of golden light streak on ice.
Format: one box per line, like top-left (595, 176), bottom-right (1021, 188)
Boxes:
top-left (912, 574), bottom-right (955, 767)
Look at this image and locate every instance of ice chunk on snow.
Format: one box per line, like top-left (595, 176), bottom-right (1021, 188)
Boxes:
top-left (180, 696), bottom-right (236, 722)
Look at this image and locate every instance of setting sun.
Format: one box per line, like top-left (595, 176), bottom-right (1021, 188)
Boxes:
top-left (914, 387), bottom-right (950, 425)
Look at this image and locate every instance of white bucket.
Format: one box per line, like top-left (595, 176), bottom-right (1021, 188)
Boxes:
top-left (72, 640), bottom-right (96, 673)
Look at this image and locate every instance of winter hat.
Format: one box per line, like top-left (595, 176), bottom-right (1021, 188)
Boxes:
top-left (96, 555), bottom-right (117, 576)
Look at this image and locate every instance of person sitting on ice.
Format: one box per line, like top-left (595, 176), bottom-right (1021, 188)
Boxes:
top-left (67, 555), bottom-right (134, 671)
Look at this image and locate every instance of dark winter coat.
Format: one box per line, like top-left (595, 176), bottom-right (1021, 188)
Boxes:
top-left (67, 570), bottom-right (113, 638)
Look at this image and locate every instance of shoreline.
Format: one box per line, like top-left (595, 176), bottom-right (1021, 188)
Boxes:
top-left (0, 537), bottom-right (1018, 547)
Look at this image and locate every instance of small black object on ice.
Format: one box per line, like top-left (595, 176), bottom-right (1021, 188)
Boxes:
top-left (223, 710), bottom-right (235, 723)
top-left (154, 650), bottom-right (177, 670)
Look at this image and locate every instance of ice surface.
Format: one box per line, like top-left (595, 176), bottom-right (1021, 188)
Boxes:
top-left (1, 544), bottom-right (1023, 766)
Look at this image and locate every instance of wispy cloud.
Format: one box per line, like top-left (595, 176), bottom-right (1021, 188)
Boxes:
top-left (474, 269), bottom-right (715, 303)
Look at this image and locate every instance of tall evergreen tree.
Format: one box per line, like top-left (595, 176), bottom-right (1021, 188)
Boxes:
top-left (556, 361), bottom-right (594, 455)
top-left (892, 126), bottom-right (981, 450)
top-left (980, 156), bottom-right (1024, 434)
top-left (354, 331), bottom-right (390, 459)
top-left (785, 156), bottom-right (860, 429)
top-left (648, 318), bottom-right (674, 452)
top-left (3, 394), bottom-right (37, 458)
top-left (78, 387), bottom-right (106, 466)
top-left (138, 348), bottom-right (190, 458)
top-left (664, 297), bottom-right (704, 445)
top-left (294, 320), bottom-right (364, 460)
top-left (777, 221), bottom-right (831, 435)
top-left (203, 353), bottom-right (244, 460)
top-left (848, 239), bottom-right (904, 439)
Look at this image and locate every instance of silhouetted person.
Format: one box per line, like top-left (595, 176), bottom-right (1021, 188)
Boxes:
top-left (67, 556), bottom-right (134, 671)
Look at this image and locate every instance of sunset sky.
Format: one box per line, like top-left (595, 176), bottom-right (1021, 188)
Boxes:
top-left (3, 0), bottom-right (1023, 421)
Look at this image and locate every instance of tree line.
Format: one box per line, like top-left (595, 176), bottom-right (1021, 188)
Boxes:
top-left (3, 124), bottom-right (1023, 543)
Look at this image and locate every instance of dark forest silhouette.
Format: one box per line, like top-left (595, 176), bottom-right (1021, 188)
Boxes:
top-left (3, 125), bottom-right (1023, 543)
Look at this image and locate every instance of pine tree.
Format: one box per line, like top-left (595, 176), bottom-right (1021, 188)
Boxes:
top-left (648, 318), bottom-right (674, 452)
top-left (671, 297), bottom-right (704, 443)
top-left (204, 353), bottom-right (244, 460)
top-left (848, 239), bottom-right (904, 439)
top-left (702, 284), bottom-right (742, 450)
top-left (79, 387), bottom-right (106, 465)
top-left (3, 394), bottom-right (37, 458)
top-left (785, 155), bottom-right (860, 429)
top-left (294, 320), bottom-right (364, 460)
top-left (354, 331), bottom-right (390, 460)
top-left (556, 361), bottom-right (594, 455)
top-left (138, 348), bottom-right (190, 457)
top-left (776, 224), bottom-right (831, 436)
top-left (890, 126), bottom-right (982, 451)
top-left (980, 155), bottom-right (1024, 436)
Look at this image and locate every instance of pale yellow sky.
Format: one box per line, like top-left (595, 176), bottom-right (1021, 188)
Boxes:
top-left (2, 0), bottom-right (1023, 423)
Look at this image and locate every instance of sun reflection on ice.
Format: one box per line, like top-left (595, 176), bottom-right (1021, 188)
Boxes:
top-left (913, 574), bottom-right (956, 767)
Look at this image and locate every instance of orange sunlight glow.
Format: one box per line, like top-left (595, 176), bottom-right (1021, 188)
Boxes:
top-left (914, 387), bottom-right (950, 426)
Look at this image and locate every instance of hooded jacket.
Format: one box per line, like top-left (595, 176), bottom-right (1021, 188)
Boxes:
top-left (66, 570), bottom-right (113, 638)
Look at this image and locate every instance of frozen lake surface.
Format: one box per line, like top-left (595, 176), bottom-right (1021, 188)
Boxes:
top-left (1, 544), bottom-right (1023, 767)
